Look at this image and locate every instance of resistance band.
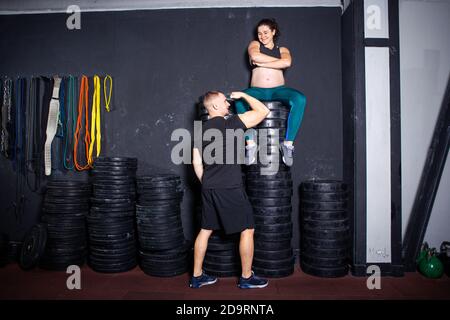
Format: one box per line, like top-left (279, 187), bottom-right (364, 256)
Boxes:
top-left (104, 74), bottom-right (112, 112)
top-left (88, 75), bottom-right (101, 165)
top-left (74, 75), bottom-right (91, 171)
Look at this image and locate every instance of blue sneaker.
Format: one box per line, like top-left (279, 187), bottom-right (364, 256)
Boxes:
top-left (238, 271), bottom-right (268, 289)
top-left (189, 272), bottom-right (218, 288)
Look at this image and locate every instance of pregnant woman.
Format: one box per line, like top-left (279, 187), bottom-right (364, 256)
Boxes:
top-left (234, 18), bottom-right (307, 166)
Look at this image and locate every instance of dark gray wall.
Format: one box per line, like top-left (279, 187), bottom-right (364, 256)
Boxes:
top-left (0, 7), bottom-right (342, 248)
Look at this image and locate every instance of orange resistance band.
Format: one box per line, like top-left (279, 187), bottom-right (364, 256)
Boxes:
top-left (74, 76), bottom-right (91, 171)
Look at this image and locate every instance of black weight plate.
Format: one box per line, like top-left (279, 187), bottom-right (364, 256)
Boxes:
top-left (300, 261), bottom-right (348, 278)
top-left (136, 214), bottom-right (180, 224)
top-left (247, 180), bottom-right (292, 189)
top-left (138, 193), bottom-right (183, 201)
top-left (252, 206), bottom-right (292, 216)
top-left (302, 218), bottom-right (349, 230)
top-left (254, 214), bottom-right (291, 225)
top-left (92, 163), bottom-right (137, 170)
top-left (95, 157), bottom-right (137, 163)
top-left (257, 127), bottom-right (287, 137)
top-left (256, 222), bottom-right (293, 234)
top-left (266, 109), bottom-right (289, 120)
top-left (252, 265), bottom-right (294, 278)
top-left (91, 170), bottom-right (136, 177)
top-left (45, 190), bottom-right (91, 197)
top-left (301, 236), bottom-right (349, 249)
top-left (301, 246), bottom-right (348, 259)
top-left (255, 240), bottom-right (291, 251)
top-left (300, 180), bottom-right (348, 193)
top-left (249, 197), bottom-right (291, 207)
top-left (303, 227), bottom-right (349, 240)
top-left (255, 231), bottom-right (292, 241)
top-left (47, 180), bottom-right (90, 187)
top-left (206, 242), bottom-right (238, 251)
top-left (247, 188), bottom-right (292, 199)
top-left (246, 163), bottom-right (289, 173)
top-left (254, 248), bottom-right (293, 260)
top-left (253, 256), bottom-right (295, 269)
top-left (203, 268), bottom-right (239, 278)
top-left (301, 254), bottom-right (348, 268)
top-left (204, 254), bottom-right (239, 264)
top-left (301, 191), bottom-right (348, 202)
top-left (301, 200), bottom-right (347, 211)
top-left (262, 101), bottom-right (289, 110)
top-left (19, 224), bottom-right (47, 270)
top-left (257, 119), bottom-right (286, 128)
top-left (43, 203), bottom-right (89, 211)
top-left (137, 174), bottom-right (180, 182)
top-left (93, 183), bottom-right (136, 190)
top-left (203, 261), bottom-right (240, 272)
top-left (301, 210), bottom-right (348, 220)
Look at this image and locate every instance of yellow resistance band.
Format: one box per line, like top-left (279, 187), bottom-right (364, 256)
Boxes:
top-left (88, 75), bottom-right (101, 165)
top-left (104, 75), bottom-right (112, 112)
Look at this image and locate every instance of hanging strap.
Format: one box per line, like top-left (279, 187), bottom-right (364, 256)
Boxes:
top-left (1, 78), bottom-right (12, 158)
top-left (104, 74), bottom-right (112, 112)
top-left (74, 75), bottom-right (91, 171)
top-left (63, 75), bottom-right (76, 170)
top-left (44, 76), bottom-right (61, 176)
top-left (25, 77), bottom-right (40, 192)
top-left (88, 75), bottom-right (101, 165)
top-left (13, 78), bottom-right (27, 222)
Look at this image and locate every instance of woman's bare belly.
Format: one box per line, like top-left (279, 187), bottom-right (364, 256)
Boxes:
top-left (250, 68), bottom-right (285, 88)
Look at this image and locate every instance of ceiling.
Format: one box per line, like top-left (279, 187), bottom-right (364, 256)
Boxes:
top-left (0, 0), bottom-right (344, 15)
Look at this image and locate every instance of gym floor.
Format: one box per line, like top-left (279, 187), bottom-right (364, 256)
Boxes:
top-left (1, 263), bottom-right (449, 300)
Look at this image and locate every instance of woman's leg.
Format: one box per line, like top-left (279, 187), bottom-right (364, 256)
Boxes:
top-left (233, 87), bottom-right (269, 164)
top-left (272, 87), bottom-right (307, 143)
top-left (233, 87), bottom-right (268, 114)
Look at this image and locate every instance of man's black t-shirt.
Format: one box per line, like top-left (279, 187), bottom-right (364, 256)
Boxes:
top-left (194, 115), bottom-right (247, 189)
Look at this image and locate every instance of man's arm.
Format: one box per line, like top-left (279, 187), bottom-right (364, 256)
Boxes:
top-left (253, 47), bottom-right (292, 70)
top-left (192, 147), bottom-right (203, 182)
top-left (248, 41), bottom-right (279, 64)
top-left (231, 92), bottom-right (270, 129)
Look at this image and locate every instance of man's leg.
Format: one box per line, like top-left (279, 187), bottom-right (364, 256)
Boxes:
top-left (239, 228), bottom-right (255, 278)
top-left (193, 228), bottom-right (213, 277)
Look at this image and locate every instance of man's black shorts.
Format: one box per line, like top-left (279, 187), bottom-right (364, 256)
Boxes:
top-left (201, 187), bottom-right (255, 234)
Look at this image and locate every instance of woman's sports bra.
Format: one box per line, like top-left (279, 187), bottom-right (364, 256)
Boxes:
top-left (251, 44), bottom-right (281, 69)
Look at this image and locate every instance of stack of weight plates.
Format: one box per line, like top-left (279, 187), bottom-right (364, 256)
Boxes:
top-left (300, 180), bottom-right (350, 277)
top-left (204, 231), bottom-right (240, 277)
top-left (40, 180), bottom-right (90, 270)
top-left (136, 174), bottom-right (188, 277)
top-left (245, 101), bottom-right (295, 278)
top-left (87, 157), bottom-right (138, 273)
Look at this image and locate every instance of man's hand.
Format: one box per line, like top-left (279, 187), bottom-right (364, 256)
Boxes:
top-left (230, 91), bottom-right (247, 100)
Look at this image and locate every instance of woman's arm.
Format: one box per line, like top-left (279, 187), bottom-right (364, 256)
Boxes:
top-left (254, 47), bottom-right (292, 70)
top-left (248, 41), bottom-right (279, 64)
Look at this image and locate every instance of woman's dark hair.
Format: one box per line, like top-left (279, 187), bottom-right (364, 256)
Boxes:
top-left (256, 18), bottom-right (280, 42)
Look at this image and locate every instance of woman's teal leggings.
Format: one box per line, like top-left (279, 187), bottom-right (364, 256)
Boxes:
top-left (234, 86), bottom-right (306, 142)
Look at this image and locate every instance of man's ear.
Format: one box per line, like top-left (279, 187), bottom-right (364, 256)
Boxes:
top-left (212, 104), bottom-right (217, 110)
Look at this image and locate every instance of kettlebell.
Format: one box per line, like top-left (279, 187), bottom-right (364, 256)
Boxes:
top-left (418, 247), bottom-right (444, 279)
